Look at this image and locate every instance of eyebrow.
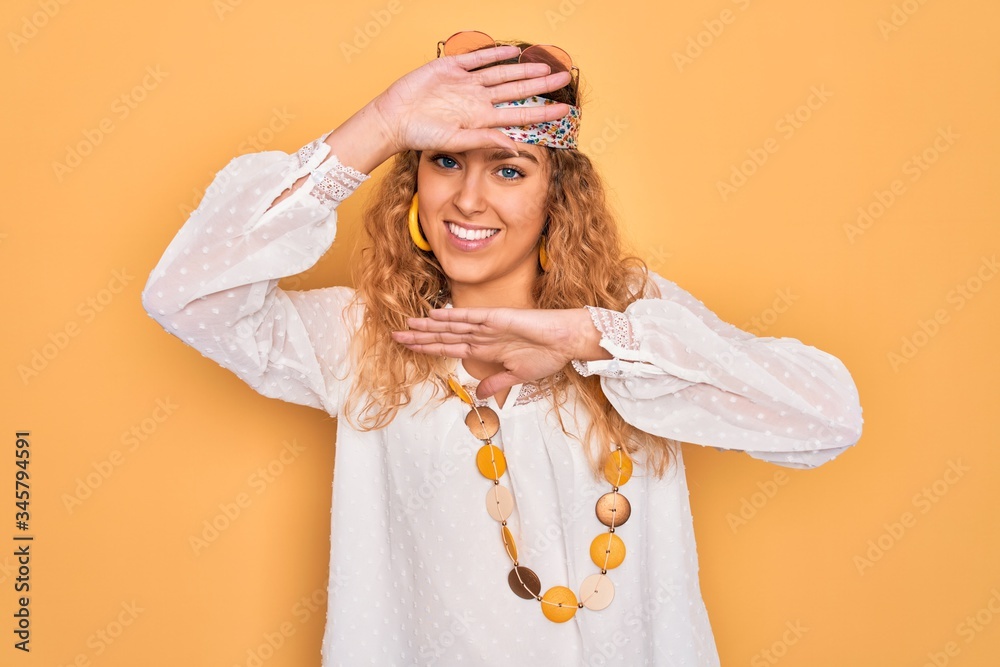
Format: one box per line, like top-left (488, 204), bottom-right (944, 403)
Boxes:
top-left (482, 149), bottom-right (540, 165)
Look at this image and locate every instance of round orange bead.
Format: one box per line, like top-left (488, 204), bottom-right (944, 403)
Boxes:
top-left (589, 533), bottom-right (626, 569)
top-left (476, 444), bottom-right (507, 480)
top-left (540, 586), bottom-right (578, 623)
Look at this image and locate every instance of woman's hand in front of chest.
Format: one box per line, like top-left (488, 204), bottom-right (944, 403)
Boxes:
top-left (392, 307), bottom-right (612, 399)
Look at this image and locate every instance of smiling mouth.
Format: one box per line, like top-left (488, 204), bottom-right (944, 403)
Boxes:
top-left (446, 222), bottom-right (500, 241)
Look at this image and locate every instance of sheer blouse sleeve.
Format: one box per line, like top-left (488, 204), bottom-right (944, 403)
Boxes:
top-left (573, 273), bottom-right (864, 468)
top-left (141, 132), bottom-right (369, 416)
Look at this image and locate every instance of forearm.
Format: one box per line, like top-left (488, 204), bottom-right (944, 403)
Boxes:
top-left (141, 140), bottom-right (361, 414)
top-left (574, 278), bottom-right (863, 467)
top-left (269, 101), bottom-right (396, 209)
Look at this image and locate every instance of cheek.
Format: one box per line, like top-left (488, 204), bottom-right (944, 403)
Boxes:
top-left (505, 188), bottom-right (549, 231)
top-left (415, 165), bottom-right (431, 197)
top-left (415, 171), bottom-right (447, 214)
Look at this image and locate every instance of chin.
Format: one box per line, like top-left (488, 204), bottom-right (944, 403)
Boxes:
top-left (441, 266), bottom-right (490, 287)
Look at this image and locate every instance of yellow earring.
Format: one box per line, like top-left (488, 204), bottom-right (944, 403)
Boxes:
top-left (539, 235), bottom-right (549, 271)
top-left (408, 193), bottom-right (431, 251)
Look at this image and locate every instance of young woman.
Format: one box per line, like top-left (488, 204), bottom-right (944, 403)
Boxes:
top-left (143, 32), bottom-right (863, 666)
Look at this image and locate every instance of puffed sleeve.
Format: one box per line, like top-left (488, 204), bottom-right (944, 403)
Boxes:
top-left (141, 131), bottom-right (369, 416)
top-left (573, 273), bottom-right (863, 468)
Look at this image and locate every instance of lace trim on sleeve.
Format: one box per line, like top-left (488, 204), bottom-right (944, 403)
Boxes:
top-left (294, 133), bottom-right (371, 207)
top-left (513, 371), bottom-right (565, 406)
top-left (307, 154), bottom-right (371, 208)
top-left (571, 306), bottom-right (638, 378)
top-left (586, 306), bottom-right (639, 351)
top-left (297, 137), bottom-right (326, 168)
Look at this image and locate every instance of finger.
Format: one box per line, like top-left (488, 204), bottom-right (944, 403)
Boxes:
top-left (477, 371), bottom-right (521, 400)
top-left (450, 45), bottom-right (521, 70)
top-left (426, 308), bottom-right (492, 325)
top-left (448, 128), bottom-right (520, 155)
top-left (488, 70), bottom-right (573, 104)
top-left (474, 61), bottom-right (554, 87)
top-left (393, 330), bottom-right (475, 345)
top-left (396, 341), bottom-right (472, 358)
top-left (490, 102), bottom-right (572, 129)
top-left (405, 316), bottom-right (480, 333)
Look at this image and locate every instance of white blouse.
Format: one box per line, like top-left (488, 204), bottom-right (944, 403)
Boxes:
top-left (142, 131), bottom-right (863, 667)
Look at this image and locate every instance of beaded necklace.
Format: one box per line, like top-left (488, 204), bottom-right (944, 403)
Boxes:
top-left (446, 375), bottom-right (634, 623)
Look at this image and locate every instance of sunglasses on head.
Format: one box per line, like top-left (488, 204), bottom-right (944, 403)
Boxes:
top-left (436, 30), bottom-right (579, 107)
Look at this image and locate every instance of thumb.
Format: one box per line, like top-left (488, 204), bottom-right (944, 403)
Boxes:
top-left (477, 370), bottom-right (520, 400)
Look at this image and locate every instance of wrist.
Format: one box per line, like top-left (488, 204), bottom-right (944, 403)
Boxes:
top-left (366, 96), bottom-right (403, 158)
top-left (322, 100), bottom-right (398, 175)
top-left (571, 308), bottom-right (613, 362)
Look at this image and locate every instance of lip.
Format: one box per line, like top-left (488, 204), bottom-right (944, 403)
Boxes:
top-left (443, 220), bottom-right (501, 251)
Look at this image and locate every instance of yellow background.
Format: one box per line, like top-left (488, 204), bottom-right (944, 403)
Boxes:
top-left (3, 0), bottom-right (998, 665)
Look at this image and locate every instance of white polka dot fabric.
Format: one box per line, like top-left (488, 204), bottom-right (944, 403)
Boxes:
top-left (143, 134), bottom-right (863, 666)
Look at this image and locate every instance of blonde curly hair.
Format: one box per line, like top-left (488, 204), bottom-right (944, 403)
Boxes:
top-left (343, 41), bottom-right (675, 479)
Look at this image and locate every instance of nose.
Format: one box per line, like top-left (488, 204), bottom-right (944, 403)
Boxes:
top-left (452, 168), bottom-right (488, 218)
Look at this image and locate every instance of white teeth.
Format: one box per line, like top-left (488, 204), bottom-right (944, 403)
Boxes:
top-left (447, 222), bottom-right (499, 241)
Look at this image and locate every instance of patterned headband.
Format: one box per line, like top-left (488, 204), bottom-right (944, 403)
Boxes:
top-left (494, 96), bottom-right (581, 150)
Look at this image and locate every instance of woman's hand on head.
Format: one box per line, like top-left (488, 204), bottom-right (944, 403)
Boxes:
top-left (370, 45), bottom-right (573, 156)
top-left (391, 307), bottom-right (612, 399)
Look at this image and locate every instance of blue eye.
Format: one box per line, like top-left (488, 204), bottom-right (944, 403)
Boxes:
top-left (499, 166), bottom-right (523, 180)
top-left (433, 155), bottom-right (458, 169)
